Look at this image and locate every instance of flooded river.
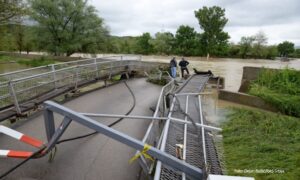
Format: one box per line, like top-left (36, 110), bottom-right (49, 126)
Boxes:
top-left (1, 55), bottom-right (299, 125)
top-left (142, 56), bottom-right (300, 125)
top-left (1, 54), bottom-right (300, 91)
top-left (142, 56), bottom-right (300, 91)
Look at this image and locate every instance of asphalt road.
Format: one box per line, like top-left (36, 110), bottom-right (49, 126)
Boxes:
top-left (0, 78), bottom-right (161, 180)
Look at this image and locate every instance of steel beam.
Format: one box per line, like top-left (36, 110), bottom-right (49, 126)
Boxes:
top-left (43, 101), bottom-right (203, 180)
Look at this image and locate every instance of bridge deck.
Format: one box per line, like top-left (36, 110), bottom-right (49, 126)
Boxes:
top-left (0, 78), bottom-right (161, 180)
top-left (159, 75), bottom-right (222, 179)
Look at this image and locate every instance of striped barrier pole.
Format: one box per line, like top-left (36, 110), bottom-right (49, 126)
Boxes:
top-left (0, 125), bottom-right (44, 159)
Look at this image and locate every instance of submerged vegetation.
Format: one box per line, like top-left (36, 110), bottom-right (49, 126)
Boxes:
top-left (249, 68), bottom-right (300, 117)
top-left (222, 108), bottom-right (300, 179)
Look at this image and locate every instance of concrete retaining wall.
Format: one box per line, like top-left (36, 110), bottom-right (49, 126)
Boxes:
top-left (219, 90), bottom-right (278, 112)
top-left (238, 66), bottom-right (280, 92)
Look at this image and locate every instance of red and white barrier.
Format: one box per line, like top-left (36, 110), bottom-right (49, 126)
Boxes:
top-left (0, 125), bottom-right (44, 159)
top-left (0, 150), bottom-right (33, 158)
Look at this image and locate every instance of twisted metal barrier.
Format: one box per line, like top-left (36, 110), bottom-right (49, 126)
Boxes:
top-left (0, 56), bottom-right (162, 117)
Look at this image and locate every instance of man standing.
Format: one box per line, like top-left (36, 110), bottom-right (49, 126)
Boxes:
top-left (179, 57), bottom-right (190, 78)
top-left (170, 57), bottom-right (177, 78)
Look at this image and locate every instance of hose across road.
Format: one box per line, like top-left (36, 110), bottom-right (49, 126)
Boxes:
top-left (0, 78), bottom-right (161, 180)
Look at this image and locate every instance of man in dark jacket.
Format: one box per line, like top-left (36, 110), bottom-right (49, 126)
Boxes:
top-left (179, 57), bottom-right (189, 78)
top-left (170, 57), bottom-right (177, 78)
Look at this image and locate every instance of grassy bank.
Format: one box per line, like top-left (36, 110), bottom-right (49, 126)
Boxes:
top-left (0, 54), bottom-right (56, 67)
top-left (0, 54), bottom-right (30, 63)
top-left (222, 108), bottom-right (300, 179)
top-left (17, 56), bottom-right (56, 67)
top-left (249, 68), bottom-right (300, 117)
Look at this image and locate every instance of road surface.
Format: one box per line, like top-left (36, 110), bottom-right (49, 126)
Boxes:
top-left (0, 78), bottom-right (161, 180)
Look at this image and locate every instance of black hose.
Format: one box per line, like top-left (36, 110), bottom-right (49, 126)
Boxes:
top-left (0, 147), bottom-right (45, 179)
top-left (0, 81), bottom-right (136, 179)
top-left (56, 81), bottom-right (136, 144)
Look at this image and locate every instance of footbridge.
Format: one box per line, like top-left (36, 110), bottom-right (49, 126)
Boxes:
top-left (0, 56), bottom-right (247, 179)
top-left (0, 56), bottom-right (165, 121)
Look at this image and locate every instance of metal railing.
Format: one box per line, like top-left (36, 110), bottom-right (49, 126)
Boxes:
top-left (136, 79), bottom-right (176, 174)
top-left (0, 56), bottom-right (161, 114)
top-left (42, 101), bottom-right (203, 179)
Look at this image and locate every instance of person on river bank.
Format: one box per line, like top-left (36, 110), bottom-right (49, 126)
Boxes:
top-left (170, 57), bottom-right (177, 78)
top-left (179, 57), bottom-right (190, 78)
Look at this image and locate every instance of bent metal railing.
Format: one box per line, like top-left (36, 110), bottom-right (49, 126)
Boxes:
top-left (0, 56), bottom-right (161, 115)
top-left (42, 101), bottom-right (203, 179)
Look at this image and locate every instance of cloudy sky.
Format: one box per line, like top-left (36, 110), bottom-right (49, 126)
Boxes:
top-left (90, 0), bottom-right (300, 45)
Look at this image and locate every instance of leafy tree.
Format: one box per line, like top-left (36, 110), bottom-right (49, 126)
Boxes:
top-left (0, 25), bottom-right (17, 51)
top-left (120, 40), bottom-right (131, 54)
top-left (252, 31), bottom-right (268, 58)
top-left (277, 41), bottom-right (295, 57)
top-left (135, 32), bottom-right (153, 55)
top-left (174, 25), bottom-right (198, 56)
top-left (195, 6), bottom-right (230, 57)
top-left (14, 24), bottom-right (25, 53)
top-left (239, 36), bottom-right (255, 58)
top-left (0, 0), bottom-right (26, 24)
top-left (293, 49), bottom-right (300, 58)
top-left (29, 0), bottom-right (108, 56)
top-left (150, 32), bottom-right (174, 55)
top-left (265, 45), bottom-right (278, 60)
top-left (227, 43), bottom-right (240, 57)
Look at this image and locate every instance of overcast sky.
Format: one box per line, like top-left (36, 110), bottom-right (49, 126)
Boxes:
top-left (90, 0), bottom-right (300, 45)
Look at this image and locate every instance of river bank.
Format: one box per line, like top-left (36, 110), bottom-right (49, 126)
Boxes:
top-left (220, 67), bottom-right (300, 179)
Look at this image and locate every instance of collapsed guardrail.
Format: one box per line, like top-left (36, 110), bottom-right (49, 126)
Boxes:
top-left (42, 101), bottom-right (203, 179)
top-left (0, 56), bottom-right (165, 121)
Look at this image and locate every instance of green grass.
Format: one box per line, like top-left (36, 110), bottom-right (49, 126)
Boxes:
top-left (0, 54), bottom-right (56, 67)
top-left (249, 68), bottom-right (300, 117)
top-left (17, 56), bottom-right (56, 67)
top-left (222, 108), bottom-right (300, 180)
top-left (0, 54), bottom-right (30, 62)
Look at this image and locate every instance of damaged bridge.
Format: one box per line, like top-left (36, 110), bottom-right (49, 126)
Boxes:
top-left (0, 56), bottom-right (224, 180)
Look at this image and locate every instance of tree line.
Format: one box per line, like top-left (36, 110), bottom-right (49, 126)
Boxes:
top-left (0, 0), bottom-right (299, 59)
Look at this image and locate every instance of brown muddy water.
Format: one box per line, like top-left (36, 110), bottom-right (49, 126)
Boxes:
top-left (142, 56), bottom-right (300, 91)
top-left (141, 56), bottom-right (300, 126)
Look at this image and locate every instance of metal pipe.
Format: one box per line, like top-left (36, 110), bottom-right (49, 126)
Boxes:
top-left (0, 65), bottom-right (49, 76)
top-left (133, 80), bottom-right (174, 175)
top-left (182, 95), bottom-right (189, 180)
top-left (154, 96), bottom-right (177, 180)
top-left (8, 81), bottom-right (21, 114)
top-left (79, 113), bottom-right (222, 132)
top-left (198, 95), bottom-right (207, 166)
top-left (81, 113), bottom-right (167, 121)
top-left (43, 101), bottom-right (203, 179)
top-left (10, 60), bottom-right (117, 83)
top-left (51, 65), bottom-right (57, 89)
top-left (175, 92), bottom-right (213, 96)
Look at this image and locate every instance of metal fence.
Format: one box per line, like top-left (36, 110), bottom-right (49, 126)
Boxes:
top-left (0, 56), bottom-right (162, 114)
top-left (136, 79), bottom-right (177, 175)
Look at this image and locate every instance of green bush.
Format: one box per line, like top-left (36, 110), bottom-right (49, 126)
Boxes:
top-left (249, 68), bottom-right (300, 117)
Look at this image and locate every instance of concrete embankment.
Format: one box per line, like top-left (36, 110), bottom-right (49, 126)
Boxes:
top-left (219, 66), bottom-right (278, 111)
top-left (219, 90), bottom-right (277, 112)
